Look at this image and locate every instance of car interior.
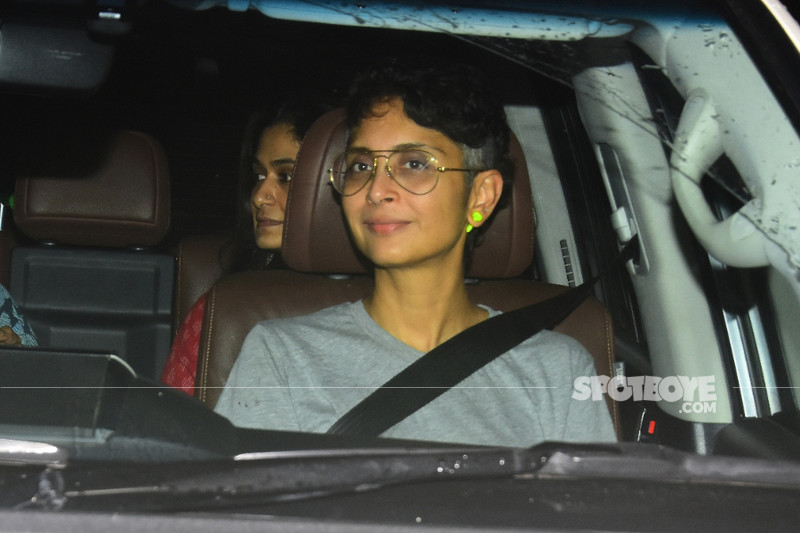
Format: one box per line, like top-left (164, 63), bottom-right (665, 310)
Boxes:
top-left (2, 0), bottom-right (800, 464)
top-left (9, 129), bottom-right (174, 378)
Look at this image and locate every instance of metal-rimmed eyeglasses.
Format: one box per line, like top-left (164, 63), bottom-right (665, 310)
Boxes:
top-left (329, 149), bottom-right (484, 196)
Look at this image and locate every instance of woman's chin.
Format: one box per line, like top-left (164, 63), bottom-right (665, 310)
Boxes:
top-left (255, 233), bottom-right (282, 251)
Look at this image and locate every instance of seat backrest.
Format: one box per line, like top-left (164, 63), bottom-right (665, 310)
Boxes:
top-left (9, 129), bottom-right (175, 380)
top-left (172, 232), bottom-right (230, 335)
top-left (196, 109), bottom-right (618, 435)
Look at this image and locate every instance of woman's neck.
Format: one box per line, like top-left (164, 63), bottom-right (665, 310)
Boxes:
top-left (364, 264), bottom-right (488, 353)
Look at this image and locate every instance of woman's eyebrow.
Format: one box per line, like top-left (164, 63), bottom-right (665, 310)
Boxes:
top-left (253, 157), bottom-right (295, 169)
top-left (396, 142), bottom-right (444, 153)
top-left (347, 142), bottom-right (446, 154)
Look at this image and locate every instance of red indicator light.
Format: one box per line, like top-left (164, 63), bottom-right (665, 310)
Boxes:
top-left (648, 420), bottom-right (656, 434)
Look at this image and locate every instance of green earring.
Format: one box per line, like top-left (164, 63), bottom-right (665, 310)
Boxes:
top-left (466, 211), bottom-right (483, 233)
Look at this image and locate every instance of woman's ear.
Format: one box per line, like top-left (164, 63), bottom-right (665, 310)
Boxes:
top-left (466, 170), bottom-right (504, 230)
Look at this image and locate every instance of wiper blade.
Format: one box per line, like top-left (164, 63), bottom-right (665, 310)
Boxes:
top-left (6, 441), bottom-right (800, 512)
top-left (4, 442), bottom-right (561, 512)
top-left (61, 446), bottom-right (533, 511)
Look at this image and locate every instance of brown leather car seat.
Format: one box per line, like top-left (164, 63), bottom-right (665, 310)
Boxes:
top-left (196, 109), bottom-right (618, 435)
top-left (172, 232), bottom-right (231, 335)
top-left (10, 129), bottom-right (174, 379)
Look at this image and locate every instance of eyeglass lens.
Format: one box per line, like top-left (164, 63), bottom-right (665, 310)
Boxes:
top-left (331, 150), bottom-right (439, 196)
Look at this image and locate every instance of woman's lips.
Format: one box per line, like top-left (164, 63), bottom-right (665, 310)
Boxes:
top-left (364, 219), bottom-right (410, 235)
top-left (257, 217), bottom-right (283, 228)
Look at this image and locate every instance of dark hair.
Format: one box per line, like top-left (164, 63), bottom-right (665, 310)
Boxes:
top-left (345, 59), bottom-right (514, 267)
top-left (221, 99), bottom-right (327, 274)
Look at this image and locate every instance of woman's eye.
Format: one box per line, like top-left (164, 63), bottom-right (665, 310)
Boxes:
top-left (401, 159), bottom-right (429, 173)
top-left (398, 152), bottom-right (432, 172)
top-left (255, 172), bottom-right (267, 181)
top-left (349, 161), bottom-right (372, 174)
top-left (275, 164), bottom-right (295, 183)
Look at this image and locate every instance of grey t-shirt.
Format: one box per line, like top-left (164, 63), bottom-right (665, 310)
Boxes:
top-left (215, 300), bottom-right (616, 447)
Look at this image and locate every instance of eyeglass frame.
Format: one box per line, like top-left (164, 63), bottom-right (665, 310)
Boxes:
top-left (328, 148), bottom-right (485, 196)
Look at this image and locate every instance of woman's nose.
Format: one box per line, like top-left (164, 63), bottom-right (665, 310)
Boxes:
top-left (365, 159), bottom-right (397, 204)
top-left (253, 177), bottom-right (281, 207)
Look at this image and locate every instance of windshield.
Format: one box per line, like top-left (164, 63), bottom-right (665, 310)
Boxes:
top-left (2, 0), bottom-right (800, 527)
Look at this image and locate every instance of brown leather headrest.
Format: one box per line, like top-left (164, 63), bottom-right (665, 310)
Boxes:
top-left (282, 108), bottom-right (534, 278)
top-left (14, 129), bottom-right (170, 248)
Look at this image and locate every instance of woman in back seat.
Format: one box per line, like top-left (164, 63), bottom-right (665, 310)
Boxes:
top-left (160, 101), bottom-right (324, 395)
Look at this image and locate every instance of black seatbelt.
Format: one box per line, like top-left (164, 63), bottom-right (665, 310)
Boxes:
top-left (327, 239), bottom-right (638, 437)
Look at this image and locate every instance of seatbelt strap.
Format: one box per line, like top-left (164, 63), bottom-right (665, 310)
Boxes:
top-left (327, 239), bottom-right (638, 436)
